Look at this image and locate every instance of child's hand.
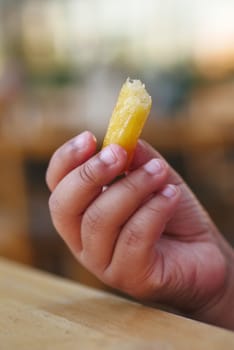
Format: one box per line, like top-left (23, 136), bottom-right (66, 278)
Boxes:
top-left (46, 131), bottom-right (234, 329)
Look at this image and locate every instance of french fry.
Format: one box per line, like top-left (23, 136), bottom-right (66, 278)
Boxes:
top-left (102, 78), bottom-right (152, 167)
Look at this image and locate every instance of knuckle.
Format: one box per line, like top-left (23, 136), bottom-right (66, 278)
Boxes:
top-left (79, 251), bottom-right (102, 275)
top-left (48, 193), bottom-right (63, 217)
top-left (82, 203), bottom-right (104, 232)
top-left (79, 162), bottom-right (97, 186)
top-left (122, 223), bottom-right (143, 248)
top-left (146, 202), bottom-right (163, 216)
top-left (146, 201), bottom-right (167, 225)
top-left (103, 269), bottom-right (138, 296)
top-left (102, 268), bottom-right (122, 288)
top-left (122, 177), bottom-right (139, 194)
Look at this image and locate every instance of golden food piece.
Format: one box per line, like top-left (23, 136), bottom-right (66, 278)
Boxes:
top-left (103, 78), bottom-right (152, 166)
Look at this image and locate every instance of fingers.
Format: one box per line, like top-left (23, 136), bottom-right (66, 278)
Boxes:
top-left (132, 140), bottom-right (206, 239)
top-left (131, 139), bottom-right (184, 186)
top-left (48, 136), bottom-right (182, 299)
top-left (48, 144), bottom-right (128, 254)
top-left (80, 158), bottom-right (169, 272)
top-left (46, 131), bottom-right (97, 191)
top-left (104, 184), bottom-right (180, 295)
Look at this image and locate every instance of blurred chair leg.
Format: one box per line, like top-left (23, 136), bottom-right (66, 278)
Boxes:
top-left (0, 143), bottom-right (32, 264)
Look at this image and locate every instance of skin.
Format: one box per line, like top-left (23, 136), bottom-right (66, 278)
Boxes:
top-left (46, 131), bottom-right (234, 330)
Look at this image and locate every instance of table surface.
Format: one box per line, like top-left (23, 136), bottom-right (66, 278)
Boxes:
top-left (1, 258), bottom-right (234, 350)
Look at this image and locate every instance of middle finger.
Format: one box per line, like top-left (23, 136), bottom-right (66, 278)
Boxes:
top-left (80, 158), bottom-right (169, 273)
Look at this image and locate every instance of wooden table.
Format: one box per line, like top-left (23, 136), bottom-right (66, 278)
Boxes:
top-left (1, 258), bottom-right (234, 350)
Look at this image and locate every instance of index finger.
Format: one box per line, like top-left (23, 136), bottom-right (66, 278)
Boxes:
top-left (48, 144), bottom-right (127, 252)
top-left (46, 131), bottom-right (97, 192)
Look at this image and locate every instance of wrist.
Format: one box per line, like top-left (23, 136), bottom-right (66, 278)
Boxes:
top-left (192, 246), bottom-right (234, 331)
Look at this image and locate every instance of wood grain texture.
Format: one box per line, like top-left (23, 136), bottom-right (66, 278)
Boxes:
top-left (0, 258), bottom-right (234, 350)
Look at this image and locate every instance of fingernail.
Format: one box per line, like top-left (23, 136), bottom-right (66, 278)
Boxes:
top-left (73, 131), bottom-right (96, 148)
top-left (161, 184), bottom-right (177, 198)
top-left (144, 159), bottom-right (164, 175)
top-left (99, 146), bottom-right (117, 165)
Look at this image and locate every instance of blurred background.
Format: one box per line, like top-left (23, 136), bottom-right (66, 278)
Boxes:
top-left (0, 0), bottom-right (234, 290)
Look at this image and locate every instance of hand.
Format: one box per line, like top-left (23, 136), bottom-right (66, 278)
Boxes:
top-left (46, 131), bottom-right (234, 329)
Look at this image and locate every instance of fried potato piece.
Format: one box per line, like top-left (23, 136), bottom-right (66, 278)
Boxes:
top-left (103, 78), bottom-right (152, 166)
